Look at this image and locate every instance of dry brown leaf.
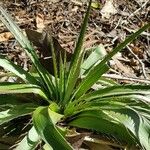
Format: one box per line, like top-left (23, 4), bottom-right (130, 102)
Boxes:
top-left (110, 53), bottom-right (134, 76)
top-left (100, 0), bottom-right (117, 19)
top-left (114, 59), bottom-right (130, 74)
top-left (36, 14), bottom-right (45, 31)
top-left (71, 0), bottom-right (83, 6)
top-left (136, 0), bottom-right (148, 4)
top-left (0, 32), bottom-right (13, 42)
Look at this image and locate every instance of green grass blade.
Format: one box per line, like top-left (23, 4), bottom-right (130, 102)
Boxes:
top-left (67, 85), bottom-right (150, 112)
top-left (0, 7), bottom-right (38, 67)
top-left (33, 107), bottom-right (73, 150)
top-left (15, 126), bottom-right (40, 150)
top-left (73, 23), bottom-right (150, 99)
top-left (58, 53), bottom-right (66, 103)
top-left (77, 84), bottom-right (150, 102)
top-left (96, 76), bottom-right (117, 86)
top-left (73, 64), bottom-right (109, 99)
top-left (65, 84), bottom-right (150, 115)
top-left (0, 55), bottom-right (39, 85)
top-left (64, 0), bottom-right (92, 103)
top-left (72, 96), bottom-right (150, 118)
top-left (0, 7), bottom-right (55, 97)
top-left (78, 96), bottom-right (150, 111)
top-left (70, 0), bottom-right (92, 67)
top-left (0, 95), bottom-right (27, 106)
top-left (48, 32), bottom-right (59, 100)
top-left (0, 103), bottom-right (37, 125)
top-left (0, 82), bottom-right (48, 100)
top-left (63, 51), bottom-right (85, 105)
top-left (42, 144), bottom-right (53, 150)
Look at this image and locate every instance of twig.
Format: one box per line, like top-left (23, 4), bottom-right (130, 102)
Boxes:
top-left (128, 1), bottom-right (149, 18)
top-left (146, 30), bottom-right (150, 55)
top-left (103, 74), bottom-right (150, 84)
top-left (114, 7), bottom-right (127, 30)
top-left (122, 26), bottom-right (150, 37)
top-left (126, 45), bottom-right (148, 79)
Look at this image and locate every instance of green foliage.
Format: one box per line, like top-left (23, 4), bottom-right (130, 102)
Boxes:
top-left (0, 0), bottom-right (150, 149)
top-left (15, 126), bottom-right (40, 150)
top-left (33, 107), bottom-right (72, 150)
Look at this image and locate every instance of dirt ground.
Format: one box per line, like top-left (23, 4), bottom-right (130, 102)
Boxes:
top-left (0, 0), bottom-right (150, 83)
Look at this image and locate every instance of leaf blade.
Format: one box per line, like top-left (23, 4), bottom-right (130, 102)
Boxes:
top-left (15, 126), bottom-right (40, 150)
top-left (68, 109), bottom-right (135, 145)
top-left (64, 0), bottom-right (92, 103)
top-left (0, 103), bottom-right (37, 125)
top-left (33, 107), bottom-right (73, 150)
top-left (0, 55), bottom-right (39, 85)
top-left (0, 82), bottom-right (48, 100)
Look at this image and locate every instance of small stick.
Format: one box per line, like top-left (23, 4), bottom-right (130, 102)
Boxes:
top-left (103, 74), bottom-right (150, 84)
top-left (126, 45), bottom-right (148, 79)
top-left (122, 26), bottom-right (150, 37)
top-left (128, 1), bottom-right (149, 18)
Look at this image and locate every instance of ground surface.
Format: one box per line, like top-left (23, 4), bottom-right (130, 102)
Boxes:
top-left (0, 0), bottom-right (150, 149)
top-left (0, 0), bottom-right (150, 84)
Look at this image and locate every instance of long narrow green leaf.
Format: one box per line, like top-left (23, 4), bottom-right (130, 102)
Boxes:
top-left (68, 110), bottom-right (135, 145)
top-left (73, 64), bottom-right (109, 99)
top-left (64, 0), bottom-right (92, 103)
top-left (0, 55), bottom-right (39, 85)
top-left (33, 107), bottom-right (73, 150)
top-left (0, 82), bottom-right (48, 100)
top-left (0, 103), bottom-right (37, 125)
top-left (73, 23), bottom-right (150, 99)
top-left (76, 84), bottom-right (150, 102)
top-left (104, 107), bottom-right (150, 150)
top-left (78, 96), bottom-right (150, 111)
top-left (69, 107), bottom-right (150, 150)
top-left (0, 7), bottom-right (54, 98)
top-left (66, 84), bottom-right (150, 113)
top-left (96, 76), bottom-right (117, 86)
top-left (43, 144), bottom-right (53, 150)
top-left (70, 0), bottom-right (92, 67)
top-left (0, 95), bottom-right (26, 106)
top-left (15, 126), bottom-right (40, 150)
top-left (68, 97), bottom-right (150, 150)
top-left (63, 51), bottom-right (85, 105)
top-left (81, 44), bottom-right (107, 75)
top-left (58, 53), bottom-right (66, 103)
top-left (65, 84), bottom-right (150, 115)
top-left (48, 31), bottom-right (59, 100)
